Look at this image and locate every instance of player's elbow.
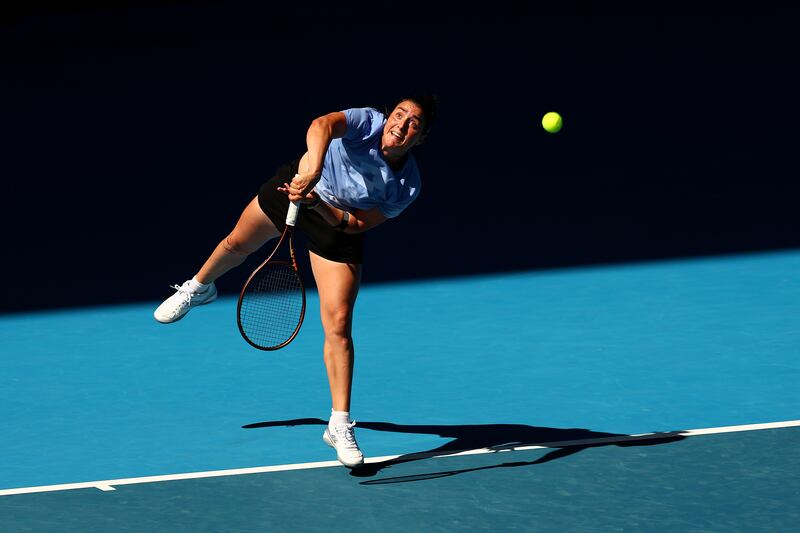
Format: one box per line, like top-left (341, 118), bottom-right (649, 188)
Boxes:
top-left (309, 115), bottom-right (327, 128)
top-left (309, 117), bottom-right (329, 136)
top-left (310, 113), bottom-right (343, 137)
top-left (310, 112), bottom-right (347, 139)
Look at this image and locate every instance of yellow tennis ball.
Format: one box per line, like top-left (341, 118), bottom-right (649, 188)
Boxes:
top-left (542, 112), bottom-right (563, 133)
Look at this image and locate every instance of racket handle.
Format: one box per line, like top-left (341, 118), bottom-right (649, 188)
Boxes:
top-left (286, 201), bottom-right (300, 227)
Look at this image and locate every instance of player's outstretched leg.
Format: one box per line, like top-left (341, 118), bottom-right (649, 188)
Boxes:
top-left (154, 196), bottom-right (279, 323)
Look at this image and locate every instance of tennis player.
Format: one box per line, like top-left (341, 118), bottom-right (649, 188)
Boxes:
top-left (154, 94), bottom-right (437, 467)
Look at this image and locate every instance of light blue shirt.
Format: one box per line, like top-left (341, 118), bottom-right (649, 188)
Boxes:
top-left (315, 108), bottom-right (422, 218)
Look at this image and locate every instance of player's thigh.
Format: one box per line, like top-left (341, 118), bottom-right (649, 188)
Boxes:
top-left (228, 196), bottom-right (281, 253)
top-left (309, 251), bottom-right (361, 335)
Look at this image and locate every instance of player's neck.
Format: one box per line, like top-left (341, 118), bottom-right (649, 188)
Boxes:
top-left (383, 152), bottom-right (408, 171)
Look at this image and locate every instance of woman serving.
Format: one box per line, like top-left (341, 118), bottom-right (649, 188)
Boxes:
top-left (154, 94), bottom-right (438, 467)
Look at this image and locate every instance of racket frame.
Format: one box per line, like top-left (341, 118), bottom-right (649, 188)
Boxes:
top-left (236, 202), bottom-right (306, 351)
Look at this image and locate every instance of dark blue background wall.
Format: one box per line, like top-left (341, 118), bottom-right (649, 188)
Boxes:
top-left (3, 4), bottom-right (799, 312)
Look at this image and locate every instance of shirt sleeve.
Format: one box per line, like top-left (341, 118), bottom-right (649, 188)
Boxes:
top-left (343, 108), bottom-right (385, 141)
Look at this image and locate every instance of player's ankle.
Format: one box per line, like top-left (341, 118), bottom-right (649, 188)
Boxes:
top-left (329, 409), bottom-right (350, 429)
top-left (189, 276), bottom-right (211, 293)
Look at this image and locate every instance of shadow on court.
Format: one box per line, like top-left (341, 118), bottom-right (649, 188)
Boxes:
top-left (243, 418), bottom-right (685, 484)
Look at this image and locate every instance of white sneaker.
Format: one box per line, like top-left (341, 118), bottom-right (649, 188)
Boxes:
top-left (153, 280), bottom-right (217, 323)
top-left (323, 421), bottom-right (364, 468)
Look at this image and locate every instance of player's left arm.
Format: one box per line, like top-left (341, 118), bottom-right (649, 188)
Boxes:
top-left (310, 202), bottom-right (387, 234)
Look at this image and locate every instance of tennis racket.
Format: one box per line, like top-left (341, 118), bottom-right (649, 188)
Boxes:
top-left (237, 200), bottom-right (305, 350)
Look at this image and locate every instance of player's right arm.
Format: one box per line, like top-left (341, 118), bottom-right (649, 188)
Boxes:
top-left (287, 112), bottom-right (348, 200)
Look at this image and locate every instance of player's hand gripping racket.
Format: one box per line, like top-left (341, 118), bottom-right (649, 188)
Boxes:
top-left (237, 200), bottom-right (305, 350)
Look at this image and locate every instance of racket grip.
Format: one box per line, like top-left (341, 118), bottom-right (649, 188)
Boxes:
top-left (286, 201), bottom-right (300, 227)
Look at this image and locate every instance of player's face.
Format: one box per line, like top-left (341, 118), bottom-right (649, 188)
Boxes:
top-left (381, 100), bottom-right (426, 161)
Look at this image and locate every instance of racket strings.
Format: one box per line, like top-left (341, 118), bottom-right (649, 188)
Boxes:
top-left (239, 263), bottom-right (304, 349)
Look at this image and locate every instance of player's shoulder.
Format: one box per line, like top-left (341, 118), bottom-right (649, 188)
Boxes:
top-left (344, 107), bottom-right (385, 123)
top-left (343, 107), bottom-right (386, 139)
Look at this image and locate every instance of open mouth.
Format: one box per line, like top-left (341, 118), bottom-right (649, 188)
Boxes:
top-left (390, 131), bottom-right (405, 142)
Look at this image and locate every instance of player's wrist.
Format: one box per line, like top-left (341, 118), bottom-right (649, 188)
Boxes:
top-left (334, 211), bottom-right (350, 230)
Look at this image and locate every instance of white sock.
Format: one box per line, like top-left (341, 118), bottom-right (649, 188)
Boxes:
top-left (188, 276), bottom-right (210, 293)
top-left (329, 409), bottom-right (350, 429)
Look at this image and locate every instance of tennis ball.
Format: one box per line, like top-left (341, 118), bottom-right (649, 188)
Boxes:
top-left (542, 112), bottom-right (563, 133)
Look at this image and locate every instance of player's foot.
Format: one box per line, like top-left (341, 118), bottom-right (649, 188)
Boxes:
top-left (323, 421), bottom-right (364, 468)
top-left (153, 280), bottom-right (217, 323)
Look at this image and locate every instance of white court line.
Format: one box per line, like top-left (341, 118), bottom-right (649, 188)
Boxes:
top-left (2, 419), bottom-right (799, 497)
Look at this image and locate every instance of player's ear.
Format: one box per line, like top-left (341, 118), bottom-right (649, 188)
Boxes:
top-left (415, 132), bottom-right (427, 146)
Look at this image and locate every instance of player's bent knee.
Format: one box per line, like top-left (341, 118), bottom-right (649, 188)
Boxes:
top-left (223, 236), bottom-right (254, 257)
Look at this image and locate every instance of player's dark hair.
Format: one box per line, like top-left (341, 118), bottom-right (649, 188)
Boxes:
top-left (387, 93), bottom-right (439, 134)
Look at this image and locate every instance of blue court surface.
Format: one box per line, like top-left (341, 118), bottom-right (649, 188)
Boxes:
top-left (2, 250), bottom-right (799, 531)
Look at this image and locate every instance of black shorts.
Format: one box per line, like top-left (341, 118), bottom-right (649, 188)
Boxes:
top-left (258, 160), bottom-right (365, 264)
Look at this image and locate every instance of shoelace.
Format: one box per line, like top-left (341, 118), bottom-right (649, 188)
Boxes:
top-left (334, 421), bottom-right (359, 450)
top-left (167, 283), bottom-right (194, 315)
